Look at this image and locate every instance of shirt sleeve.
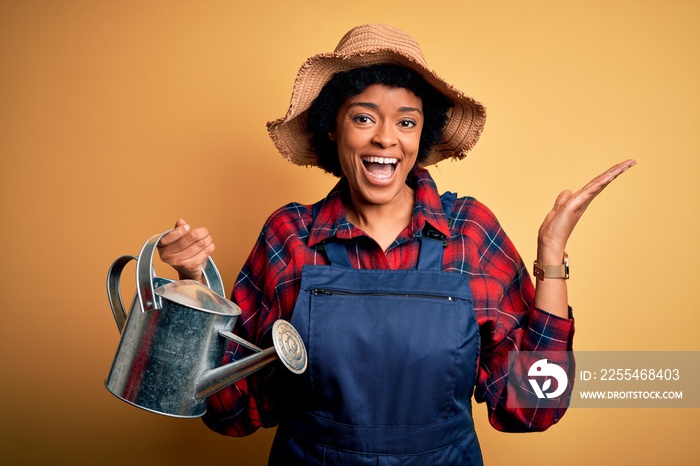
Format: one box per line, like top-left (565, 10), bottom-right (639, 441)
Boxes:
top-left (460, 199), bottom-right (575, 432)
top-left (202, 204), bottom-right (309, 436)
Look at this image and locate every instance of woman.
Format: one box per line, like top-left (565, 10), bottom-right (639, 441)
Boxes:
top-left (158, 24), bottom-right (635, 465)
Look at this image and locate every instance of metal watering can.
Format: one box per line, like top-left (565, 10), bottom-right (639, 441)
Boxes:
top-left (105, 231), bottom-right (307, 418)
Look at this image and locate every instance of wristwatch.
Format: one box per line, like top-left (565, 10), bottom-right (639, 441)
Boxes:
top-left (533, 253), bottom-right (569, 280)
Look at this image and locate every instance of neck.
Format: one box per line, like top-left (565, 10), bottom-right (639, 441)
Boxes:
top-left (346, 186), bottom-right (415, 251)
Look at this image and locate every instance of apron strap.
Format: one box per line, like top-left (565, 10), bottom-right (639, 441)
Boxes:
top-left (417, 191), bottom-right (457, 271)
top-left (311, 200), bottom-right (355, 268)
top-left (416, 235), bottom-right (444, 270)
top-left (322, 241), bottom-right (353, 268)
top-left (440, 191), bottom-right (458, 224)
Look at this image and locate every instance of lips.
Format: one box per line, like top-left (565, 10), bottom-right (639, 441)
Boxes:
top-left (362, 156), bottom-right (398, 180)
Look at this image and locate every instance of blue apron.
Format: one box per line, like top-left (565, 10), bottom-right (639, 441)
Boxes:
top-left (270, 193), bottom-right (483, 465)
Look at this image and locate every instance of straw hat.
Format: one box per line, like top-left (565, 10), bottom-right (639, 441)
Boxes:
top-left (267, 23), bottom-right (487, 168)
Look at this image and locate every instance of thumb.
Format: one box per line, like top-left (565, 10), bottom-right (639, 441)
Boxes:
top-left (173, 218), bottom-right (191, 234)
top-left (554, 190), bottom-right (573, 208)
top-left (159, 219), bottom-right (190, 247)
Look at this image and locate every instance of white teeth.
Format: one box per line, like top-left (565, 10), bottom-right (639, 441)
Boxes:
top-left (364, 156), bottom-right (398, 164)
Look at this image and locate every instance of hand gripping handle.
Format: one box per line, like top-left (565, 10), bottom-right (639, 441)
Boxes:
top-left (137, 230), bottom-right (225, 312)
top-left (106, 231), bottom-right (225, 331)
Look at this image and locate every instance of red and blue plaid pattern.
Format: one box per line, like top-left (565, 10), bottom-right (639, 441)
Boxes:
top-left (202, 168), bottom-right (574, 436)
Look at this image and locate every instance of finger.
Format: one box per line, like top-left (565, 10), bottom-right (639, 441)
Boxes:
top-left (178, 242), bottom-right (216, 272)
top-left (158, 219), bottom-right (191, 247)
top-left (171, 241), bottom-right (216, 280)
top-left (586, 159), bottom-right (636, 190)
top-left (595, 159), bottom-right (636, 187)
top-left (174, 232), bottom-right (214, 262)
top-left (162, 225), bottom-right (211, 255)
top-left (160, 228), bottom-right (213, 263)
top-left (571, 159), bottom-right (637, 207)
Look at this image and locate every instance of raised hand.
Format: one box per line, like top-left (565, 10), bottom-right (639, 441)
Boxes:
top-left (533, 159), bottom-right (636, 318)
top-left (537, 159), bottom-right (636, 263)
top-left (157, 218), bottom-right (215, 282)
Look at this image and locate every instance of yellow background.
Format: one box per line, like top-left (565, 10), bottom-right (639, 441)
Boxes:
top-left (1, 0), bottom-right (698, 464)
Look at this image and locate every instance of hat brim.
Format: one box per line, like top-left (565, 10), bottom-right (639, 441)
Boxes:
top-left (267, 48), bottom-right (486, 168)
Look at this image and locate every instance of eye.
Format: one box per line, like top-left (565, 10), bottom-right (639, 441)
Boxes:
top-left (351, 114), bottom-right (374, 124)
top-left (398, 119), bottom-right (417, 128)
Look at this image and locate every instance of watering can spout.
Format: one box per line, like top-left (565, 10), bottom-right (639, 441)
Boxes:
top-left (196, 320), bottom-right (307, 401)
top-left (196, 347), bottom-right (279, 400)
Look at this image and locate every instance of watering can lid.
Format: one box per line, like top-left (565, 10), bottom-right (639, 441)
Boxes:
top-left (154, 280), bottom-right (242, 316)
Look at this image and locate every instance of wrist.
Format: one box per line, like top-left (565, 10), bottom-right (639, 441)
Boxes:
top-left (536, 242), bottom-right (566, 265)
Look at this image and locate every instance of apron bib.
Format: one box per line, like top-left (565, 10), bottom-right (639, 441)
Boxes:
top-left (270, 193), bottom-right (483, 465)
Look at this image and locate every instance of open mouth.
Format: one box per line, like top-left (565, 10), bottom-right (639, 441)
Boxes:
top-left (362, 156), bottom-right (398, 180)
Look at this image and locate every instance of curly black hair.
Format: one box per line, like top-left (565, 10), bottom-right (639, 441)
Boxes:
top-left (305, 64), bottom-right (454, 177)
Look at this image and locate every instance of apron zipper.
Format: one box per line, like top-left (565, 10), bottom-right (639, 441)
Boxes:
top-left (312, 288), bottom-right (454, 301)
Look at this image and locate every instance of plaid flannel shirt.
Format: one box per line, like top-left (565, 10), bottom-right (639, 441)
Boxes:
top-left (202, 168), bottom-right (574, 436)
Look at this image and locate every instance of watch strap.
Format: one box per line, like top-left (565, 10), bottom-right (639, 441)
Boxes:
top-left (533, 253), bottom-right (569, 280)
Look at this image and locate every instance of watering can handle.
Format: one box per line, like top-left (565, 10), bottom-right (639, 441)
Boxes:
top-left (137, 230), bottom-right (225, 312)
top-left (106, 254), bottom-right (138, 332)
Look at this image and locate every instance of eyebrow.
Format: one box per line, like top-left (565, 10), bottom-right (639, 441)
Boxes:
top-left (347, 102), bottom-right (423, 115)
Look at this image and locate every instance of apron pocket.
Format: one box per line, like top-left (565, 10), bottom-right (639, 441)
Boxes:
top-left (308, 290), bottom-right (462, 426)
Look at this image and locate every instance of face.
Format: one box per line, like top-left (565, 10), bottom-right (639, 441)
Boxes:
top-left (329, 84), bottom-right (423, 210)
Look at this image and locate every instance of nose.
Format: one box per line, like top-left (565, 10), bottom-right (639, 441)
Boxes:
top-left (371, 121), bottom-right (397, 148)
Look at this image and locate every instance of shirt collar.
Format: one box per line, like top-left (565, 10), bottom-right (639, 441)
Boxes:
top-left (307, 168), bottom-right (451, 248)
